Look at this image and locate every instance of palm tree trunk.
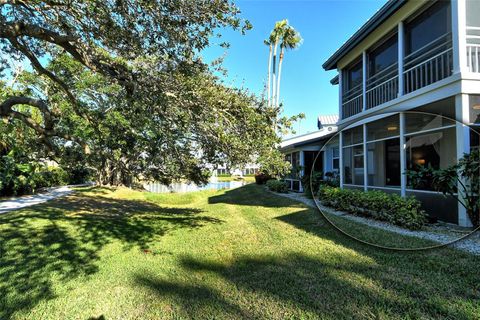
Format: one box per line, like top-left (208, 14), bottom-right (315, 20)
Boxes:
top-left (276, 48), bottom-right (284, 111)
top-left (267, 44), bottom-right (273, 106)
top-left (271, 40), bottom-right (279, 108)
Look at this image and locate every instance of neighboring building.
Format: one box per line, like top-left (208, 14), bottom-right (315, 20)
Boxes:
top-left (213, 164), bottom-right (260, 176)
top-left (322, 0), bottom-right (480, 226)
top-left (280, 115), bottom-right (339, 192)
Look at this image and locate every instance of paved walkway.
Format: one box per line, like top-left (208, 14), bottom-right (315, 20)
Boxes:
top-left (271, 190), bottom-right (480, 255)
top-left (0, 186), bottom-right (73, 214)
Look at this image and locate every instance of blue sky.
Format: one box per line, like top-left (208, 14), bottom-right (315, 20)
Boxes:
top-left (203, 0), bottom-right (388, 135)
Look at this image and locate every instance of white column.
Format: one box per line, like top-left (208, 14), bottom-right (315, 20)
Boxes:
top-left (339, 132), bottom-right (344, 189)
top-left (452, 0), bottom-right (467, 74)
top-left (455, 94), bottom-right (472, 227)
top-left (399, 112), bottom-right (406, 197)
top-left (398, 21), bottom-right (405, 97)
top-left (363, 124), bottom-right (368, 191)
top-left (338, 69), bottom-right (343, 119)
top-left (299, 150), bottom-right (305, 192)
top-left (362, 51), bottom-right (367, 110)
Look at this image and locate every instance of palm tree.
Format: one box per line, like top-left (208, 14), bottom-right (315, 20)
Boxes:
top-left (264, 39), bottom-right (273, 106)
top-left (275, 25), bottom-right (302, 110)
top-left (267, 19), bottom-right (288, 108)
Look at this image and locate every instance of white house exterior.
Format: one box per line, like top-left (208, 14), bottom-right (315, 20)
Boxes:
top-left (323, 0), bottom-right (480, 226)
top-left (280, 115), bottom-right (338, 191)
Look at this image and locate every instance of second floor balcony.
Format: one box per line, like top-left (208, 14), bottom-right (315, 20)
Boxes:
top-left (338, 0), bottom-right (480, 121)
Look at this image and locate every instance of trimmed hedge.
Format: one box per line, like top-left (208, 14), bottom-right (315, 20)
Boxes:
top-left (266, 179), bottom-right (289, 193)
top-left (318, 186), bottom-right (427, 230)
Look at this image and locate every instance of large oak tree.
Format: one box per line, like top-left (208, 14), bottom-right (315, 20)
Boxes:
top-left (0, 1), bottom-right (292, 185)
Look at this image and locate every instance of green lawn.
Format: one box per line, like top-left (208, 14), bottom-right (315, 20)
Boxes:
top-left (215, 175), bottom-right (256, 183)
top-left (0, 184), bottom-right (479, 319)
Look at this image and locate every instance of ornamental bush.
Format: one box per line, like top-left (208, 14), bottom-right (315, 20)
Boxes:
top-left (317, 185), bottom-right (427, 230)
top-left (255, 172), bottom-right (271, 185)
top-left (266, 179), bottom-right (289, 193)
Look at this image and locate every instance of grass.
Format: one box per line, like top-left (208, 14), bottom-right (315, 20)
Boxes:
top-left (0, 184), bottom-right (479, 319)
top-left (215, 175), bottom-right (255, 183)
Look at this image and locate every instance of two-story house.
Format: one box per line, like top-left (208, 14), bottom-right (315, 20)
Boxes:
top-left (322, 0), bottom-right (480, 227)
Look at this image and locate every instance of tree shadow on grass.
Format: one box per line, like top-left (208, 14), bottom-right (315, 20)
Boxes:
top-left (208, 183), bottom-right (303, 208)
top-left (0, 192), bottom-right (222, 319)
top-left (152, 250), bottom-right (479, 319)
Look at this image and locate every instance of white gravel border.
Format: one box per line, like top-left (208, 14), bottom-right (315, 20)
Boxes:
top-left (271, 190), bottom-right (480, 255)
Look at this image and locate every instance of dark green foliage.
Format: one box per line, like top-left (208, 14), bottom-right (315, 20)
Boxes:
top-left (266, 179), bottom-right (288, 193)
top-left (407, 150), bottom-right (480, 226)
top-left (318, 186), bottom-right (427, 230)
top-left (301, 171), bottom-right (323, 198)
top-left (255, 172), bottom-right (271, 185)
top-left (323, 171), bottom-right (340, 187)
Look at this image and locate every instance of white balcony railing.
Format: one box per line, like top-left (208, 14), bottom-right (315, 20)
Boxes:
top-left (366, 63), bottom-right (398, 110)
top-left (342, 93), bottom-right (363, 119)
top-left (341, 34), bottom-right (452, 120)
top-left (403, 47), bottom-right (453, 94)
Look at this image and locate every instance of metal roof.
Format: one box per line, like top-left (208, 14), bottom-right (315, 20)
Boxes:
top-left (322, 0), bottom-right (407, 71)
top-left (279, 131), bottom-right (337, 151)
top-left (317, 114), bottom-right (339, 127)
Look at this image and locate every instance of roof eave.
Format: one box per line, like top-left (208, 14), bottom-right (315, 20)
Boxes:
top-left (322, 0), bottom-right (407, 71)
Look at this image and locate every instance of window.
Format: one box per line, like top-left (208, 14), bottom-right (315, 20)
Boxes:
top-left (405, 98), bottom-right (456, 134)
top-left (343, 145), bottom-right (364, 185)
top-left (470, 95), bottom-right (480, 125)
top-left (368, 33), bottom-right (398, 78)
top-left (405, 1), bottom-right (451, 55)
top-left (406, 127), bottom-right (457, 190)
top-left (366, 114), bottom-right (400, 141)
top-left (367, 138), bottom-right (400, 187)
top-left (343, 126), bottom-right (363, 146)
top-left (332, 147), bottom-right (340, 171)
top-left (344, 59), bottom-right (363, 93)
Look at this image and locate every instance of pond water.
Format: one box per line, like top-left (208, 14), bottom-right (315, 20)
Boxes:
top-left (144, 180), bottom-right (246, 193)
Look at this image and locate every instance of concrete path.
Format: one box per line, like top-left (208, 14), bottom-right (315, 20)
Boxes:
top-left (0, 186), bottom-right (73, 214)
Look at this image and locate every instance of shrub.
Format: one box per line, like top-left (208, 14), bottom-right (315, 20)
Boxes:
top-left (301, 171), bottom-right (323, 198)
top-left (266, 179), bottom-right (288, 193)
top-left (317, 185), bottom-right (427, 230)
top-left (323, 171), bottom-right (340, 187)
top-left (255, 172), bottom-right (271, 185)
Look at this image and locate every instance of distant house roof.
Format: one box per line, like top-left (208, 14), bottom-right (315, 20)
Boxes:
top-left (322, 0), bottom-right (407, 71)
top-left (279, 130), bottom-right (337, 151)
top-left (317, 114), bottom-right (339, 129)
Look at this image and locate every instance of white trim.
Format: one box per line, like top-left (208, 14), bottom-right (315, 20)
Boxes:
top-left (338, 69), bottom-right (343, 119)
top-left (398, 21), bottom-right (405, 97)
top-left (339, 132), bottom-right (344, 188)
top-left (342, 142), bottom-right (363, 148)
top-left (362, 51), bottom-right (367, 111)
top-left (399, 112), bottom-right (406, 197)
top-left (455, 93), bottom-right (472, 227)
top-left (404, 124), bottom-right (457, 137)
top-left (452, 0), bottom-right (467, 74)
top-left (405, 188), bottom-right (446, 195)
top-left (367, 185), bottom-right (401, 191)
top-left (363, 124), bottom-right (368, 191)
top-left (343, 184), bottom-right (365, 188)
top-left (366, 135), bottom-right (401, 145)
